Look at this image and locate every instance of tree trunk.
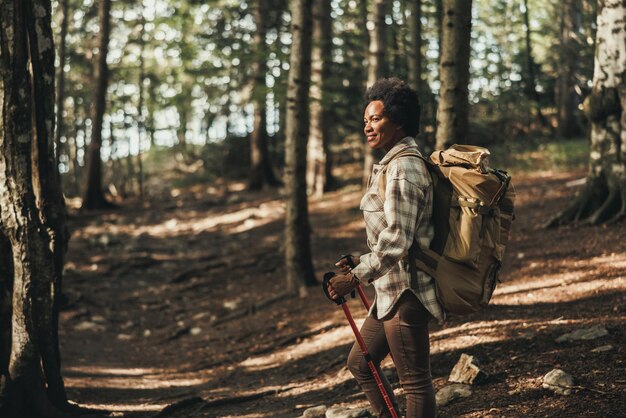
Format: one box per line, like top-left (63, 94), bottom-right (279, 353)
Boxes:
top-left (146, 74), bottom-right (157, 149)
top-left (249, 0), bottom-right (280, 190)
top-left (54, 0), bottom-right (69, 183)
top-left (435, 0), bottom-right (443, 65)
top-left (176, 105), bottom-right (188, 148)
top-left (521, 0), bottom-right (549, 130)
top-left (136, 12), bottom-right (146, 199)
top-left (363, 0), bottom-right (387, 188)
top-left (435, 0), bottom-right (473, 150)
top-left (82, 0), bottom-right (113, 209)
top-left (72, 106), bottom-right (87, 197)
top-left (306, 0), bottom-right (334, 197)
top-left (408, 0), bottom-right (422, 93)
top-left (556, 0), bottom-right (582, 138)
top-left (548, 0), bottom-right (626, 226)
top-left (284, 0), bottom-right (316, 293)
top-left (0, 1), bottom-right (73, 417)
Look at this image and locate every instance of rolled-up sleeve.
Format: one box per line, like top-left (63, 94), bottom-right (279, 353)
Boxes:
top-left (352, 166), bottom-right (428, 284)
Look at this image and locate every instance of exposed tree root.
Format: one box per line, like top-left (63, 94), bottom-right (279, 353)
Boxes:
top-left (546, 174), bottom-right (625, 227)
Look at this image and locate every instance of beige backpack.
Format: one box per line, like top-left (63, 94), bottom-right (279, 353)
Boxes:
top-left (379, 145), bottom-right (516, 315)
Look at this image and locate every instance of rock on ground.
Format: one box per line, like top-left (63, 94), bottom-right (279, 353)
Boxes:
top-left (542, 368), bottom-right (574, 395)
top-left (591, 344), bottom-right (613, 353)
top-left (436, 384), bottom-right (472, 407)
top-left (325, 406), bottom-right (372, 418)
top-left (448, 353), bottom-right (489, 385)
top-left (301, 405), bottom-right (327, 417)
top-left (555, 325), bottom-right (608, 343)
top-left (74, 321), bottom-right (106, 332)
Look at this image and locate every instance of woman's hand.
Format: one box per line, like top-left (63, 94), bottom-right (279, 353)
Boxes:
top-left (327, 273), bottom-right (359, 300)
top-left (335, 255), bottom-right (360, 274)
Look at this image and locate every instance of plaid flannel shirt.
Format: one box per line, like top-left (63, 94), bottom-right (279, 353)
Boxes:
top-left (351, 137), bottom-right (444, 322)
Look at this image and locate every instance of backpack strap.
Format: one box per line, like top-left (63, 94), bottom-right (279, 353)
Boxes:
top-left (375, 151), bottom-right (442, 282)
top-left (377, 151), bottom-right (425, 197)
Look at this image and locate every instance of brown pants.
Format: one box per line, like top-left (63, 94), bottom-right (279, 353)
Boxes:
top-left (347, 291), bottom-right (436, 418)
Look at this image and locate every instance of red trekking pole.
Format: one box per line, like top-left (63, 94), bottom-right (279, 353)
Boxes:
top-left (337, 255), bottom-right (395, 364)
top-left (337, 255), bottom-right (371, 310)
top-left (323, 272), bottom-right (399, 418)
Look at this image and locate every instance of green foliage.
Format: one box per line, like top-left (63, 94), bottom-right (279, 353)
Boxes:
top-left (52, 0), bottom-right (597, 196)
top-left (489, 137), bottom-right (589, 173)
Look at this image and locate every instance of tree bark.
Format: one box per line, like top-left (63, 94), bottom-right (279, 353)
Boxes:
top-left (249, 0), bottom-right (280, 190)
top-left (548, 0), bottom-right (626, 226)
top-left (82, 0), bottom-right (113, 209)
top-left (306, 0), bottom-right (334, 197)
top-left (435, 0), bottom-right (443, 65)
top-left (0, 1), bottom-right (72, 416)
top-left (435, 0), bottom-right (473, 150)
top-left (284, 0), bottom-right (316, 293)
top-left (363, 0), bottom-right (387, 188)
top-left (408, 0), bottom-right (422, 93)
top-left (556, 0), bottom-right (582, 138)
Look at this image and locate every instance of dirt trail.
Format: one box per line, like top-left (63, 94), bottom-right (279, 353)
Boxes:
top-left (60, 168), bottom-right (625, 417)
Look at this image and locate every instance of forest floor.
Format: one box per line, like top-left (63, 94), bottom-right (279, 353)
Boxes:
top-left (60, 163), bottom-right (625, 418)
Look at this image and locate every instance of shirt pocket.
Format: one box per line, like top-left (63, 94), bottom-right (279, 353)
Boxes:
top-left (360, 192), bottom-right (384, 212)
top-left (360, 192), bottom-right (386, 236)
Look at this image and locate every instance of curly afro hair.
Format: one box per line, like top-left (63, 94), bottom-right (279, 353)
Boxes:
top-left (364, 78), bottom-right (420, 136)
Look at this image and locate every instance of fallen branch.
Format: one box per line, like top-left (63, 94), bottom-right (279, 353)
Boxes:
top-left (170, 261), bottom-right (227, 283)
top-left (209, 291), bottom-right (293, 327)
top-left (570, 384), bottom-right (610, 395)
top-left (253, 323), bottom-right (342, 355)
top-left (202, 385), bottom-right (295, 409)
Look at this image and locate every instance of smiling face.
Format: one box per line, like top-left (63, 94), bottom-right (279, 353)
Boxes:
top-left (363, 100), bottom-right (405, 151)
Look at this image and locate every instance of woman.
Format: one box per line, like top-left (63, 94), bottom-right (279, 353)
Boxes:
top-left (327, 78), bottom-right (443, 418)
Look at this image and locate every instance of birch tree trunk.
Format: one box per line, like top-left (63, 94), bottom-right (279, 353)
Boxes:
top-left (284, 0), bottom-right (316, 293)
top-left (435, 0), bottom-right (473, 150)
top-left (556, 0), bottom-right (582, 138)
top-left (249, 0), bottom-right (280, 190)
top-left (82, 0), bottom-right (113, 209)
top-left (549, 0), bottom-right (626, 225)
top-left (363, 0), bottom-right (387, 188)
top-left (0, 0), bottom-right (73, 416)
top-left (306, 0), bottom-right (334, 197)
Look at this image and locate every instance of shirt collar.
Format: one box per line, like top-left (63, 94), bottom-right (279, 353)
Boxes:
top-left (378, 136), bottom-right (420, 165)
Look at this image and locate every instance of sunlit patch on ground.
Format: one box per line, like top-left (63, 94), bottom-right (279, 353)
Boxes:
top-left (64, 366), bottom-right (213, 390)
top-left (240, 322), bottom-right (359, 371)
top-left (75, 402), bottom-right (167, 412)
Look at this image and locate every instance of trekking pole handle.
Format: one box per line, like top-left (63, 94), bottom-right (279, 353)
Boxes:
top-left (338, 254), bottom-right (356, 269)
top-left (322, 272), bottom-right (345, 305)
top-left (338, 255), bottom-right (372, 310)
top-left (337, 255), bottom-right (359, 299)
